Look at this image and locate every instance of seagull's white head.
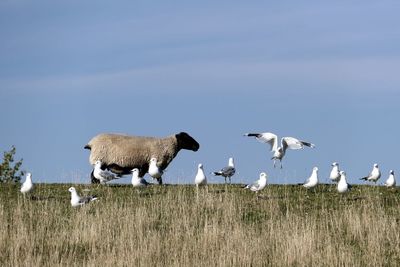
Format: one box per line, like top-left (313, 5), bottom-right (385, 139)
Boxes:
top-left (94, 160), bottom-right (102, 166)
top-left (26, 173), bottom-right (32, 179)
top-left (313, 167), bottom-right (318, 172)
top-left (260, 172), bottom-right (267, 179)
top-left (198, 163), bottom-right (203, 169)
top-left (374, 163), bottom-right (379, 168)
top-left (390, 170), bottom-right (394, 175)
top-left (340, 171), bottom-right (346, 176)
top-left (228, 157), bottom-right (234, 166)
top-left (150, 158), bottom-right (157, 164)
top-left (332, 162), bottom-right (338, 167)
top-left (68, 187), bottom-right (76, 193)
top-left (131, 168), bottom-right (139, 174)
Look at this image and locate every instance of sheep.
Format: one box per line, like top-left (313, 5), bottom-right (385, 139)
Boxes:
top-left (84, 132), bottom-right (200, 184)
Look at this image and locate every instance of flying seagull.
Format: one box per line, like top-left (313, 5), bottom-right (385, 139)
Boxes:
top-left (68, 187), bottom-right (98, 207)
top-left (244, 132), bottom-right (315, 168)
top-left (360, 163), bottom-right (381, 184)
top-left (303, 167), bottom-right (319, 189)
top-left (212, 157), bottom-right (235, 184)
top-left (384, 170), bottom-right (396, 187)
top-left (93, 160), bottom-right (119, 184)
top-left (195, 163), bottom-right (207, 186)
top-left (337, 171), bottom-right (351, 193)
top-left (20, 172), bottom-right (34, 195)
top-left (131, 168), bottom-right (150, 187)
top-left (148, 157), bottom-right (163, 184)
top-left (329, 162), bottom-right (340, 183)
top-left (244, 172), bottom-right (268, 196)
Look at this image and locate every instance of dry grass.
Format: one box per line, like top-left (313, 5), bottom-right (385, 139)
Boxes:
top-left (1, 183), bottom-right (400, 266)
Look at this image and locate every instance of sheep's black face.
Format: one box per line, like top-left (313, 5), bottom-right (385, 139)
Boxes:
top-left (176, 132), bottom-right (200, 151)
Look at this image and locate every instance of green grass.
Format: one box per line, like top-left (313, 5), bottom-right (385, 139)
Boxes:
top-left (1, 183), bottom-right (400, 266)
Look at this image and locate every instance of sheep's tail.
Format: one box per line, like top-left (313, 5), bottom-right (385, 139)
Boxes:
top-left (84, 144), bottom-right (91, 150)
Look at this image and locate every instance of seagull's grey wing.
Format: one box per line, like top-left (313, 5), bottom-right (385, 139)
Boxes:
top-left (100, 169), bottom-right (117, 180)
top-left (249, 180), bottom-right (261, 191)
top-left (220, 166), bottom-right (236, 176)
top-left (245, 132), bottom-right (278, 151)
top-left (257, 133), bottom-right (278, 151)
top-left (140, 178), bottom-right (150, 185)
top-left (79, 195), bottom-right (97, 204)
top-left (282, 137), bottom-right (315, 151)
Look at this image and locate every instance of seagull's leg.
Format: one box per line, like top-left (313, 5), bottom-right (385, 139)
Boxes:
top-left (272, 158), bottom-right (276, 168)
top-left (280, 160), bottom-right (283, 169)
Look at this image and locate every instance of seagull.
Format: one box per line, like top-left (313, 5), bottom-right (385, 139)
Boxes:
top-left (244, 172), bottom-right (268, 195)
top-left (20, 172), bottom-right (34, 195)
top-left (329, 162), bottom-right (340, 183)
top-left (68, 187), bottom-right (98, 207)
top-left (337, 171), bottom-right (351, 193)
top-left (384, 170), bottom-right (396, 187)
top-left (195, 163), bottom-right (207, 186)
top-left (93, 160), bottom-right (118, 184)
top-left (360, 163), bottom-right (381, 184)
top-left (148, 157), bottom-right (163, 184)
top-left (244, 132), bottom-right (315, 168)
top-left (303, 167), bottom-right (319, 189)
top-left (212, 157), bottom-right (235, 184)
top-left (131, 168), bottom-right (149, 187)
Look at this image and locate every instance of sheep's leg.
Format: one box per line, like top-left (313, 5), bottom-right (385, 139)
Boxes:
top-left (90, 171), bottom-right (100, 184)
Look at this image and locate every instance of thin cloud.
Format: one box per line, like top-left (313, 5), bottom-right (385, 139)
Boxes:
top-left (2, 57), bottom-right (400, 94)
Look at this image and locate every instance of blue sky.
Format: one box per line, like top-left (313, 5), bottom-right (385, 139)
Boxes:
top-left (1, 1), bottom-right (400, 185)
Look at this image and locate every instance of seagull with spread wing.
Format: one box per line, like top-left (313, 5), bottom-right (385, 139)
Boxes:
top-left (244, 132), bottom-right (315, 168)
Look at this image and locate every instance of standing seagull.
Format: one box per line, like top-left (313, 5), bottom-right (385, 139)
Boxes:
top-left (329, 162), bottom-right (341, 183)
top-left (195, 163), bottom-right (207, 186)
top-left (131, 168), bottom-right (149, 187)
top-left (244, 172), bottom-right (268, 196)
top-left (384, 170), bottom-right (396, 187)
top-left (360, 163), bottom-right (381, 184)
top-left (337, 171), bottom-right (351, 193)
top-left (148, 157), bottom-right (163, 184)
top-left (303, 167), bottom-right (319, 189)
top-left (93, 160), bottom-right (118, 184)
top-left (212, 157), bottom-right (235, 184)
top-left (244, 132), bottom-right (315, 168)
top-left (68, 187), bottom-right (98, 207)
top-left (20, 172), bottom-right (34, 196)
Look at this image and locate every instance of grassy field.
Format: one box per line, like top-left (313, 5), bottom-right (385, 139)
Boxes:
top-left (1, 183), bottom-right (400, 266)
